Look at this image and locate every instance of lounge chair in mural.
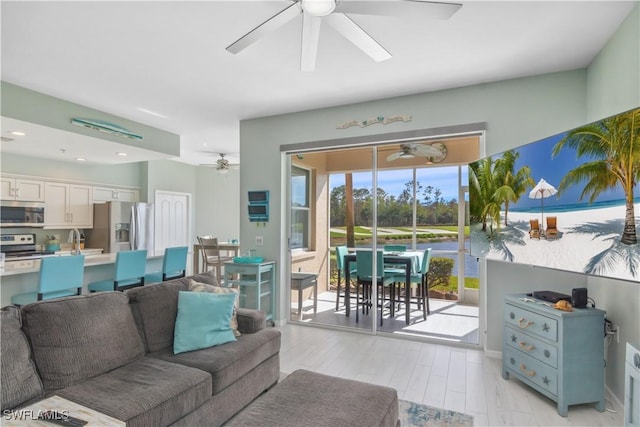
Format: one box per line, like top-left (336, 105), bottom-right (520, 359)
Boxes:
top-left (529, 219), bottom-right (541, 239)
top-left (546, 216), bottom-right (559, 239)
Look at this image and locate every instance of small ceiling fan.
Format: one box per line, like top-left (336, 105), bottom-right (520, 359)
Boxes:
top-left (386, 143), bottom-right (447, 162)
top-left (226, 0), bottom-right (462, 72)
top-left (199, 153), bottom-right (239, 173)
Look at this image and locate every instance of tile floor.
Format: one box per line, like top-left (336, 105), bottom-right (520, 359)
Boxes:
top-left (277, 323), bottom-right (624, 426)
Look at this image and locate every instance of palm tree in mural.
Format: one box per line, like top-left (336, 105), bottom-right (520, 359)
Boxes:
top-left (495, 150), bottom-right (535, 226)
top-left (552, 107), bottom-right (640, 245)
top-left (469, 156), bottom-right (516, 233)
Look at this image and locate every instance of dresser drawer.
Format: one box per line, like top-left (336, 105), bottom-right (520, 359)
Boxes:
top-left (504, 347), bottom-right (558, 396)
top-left (504, 325), bottom-right (558, 368)
top-left (505, 303), bottom-right (558, 342)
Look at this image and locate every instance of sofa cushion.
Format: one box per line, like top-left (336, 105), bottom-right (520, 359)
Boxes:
top-left (174, 291), bottom-right (237, 354)
top-left (189, 280), bottom-right (241, 337)
top-left (57, 356), bottom-right (211, 427)
top-left (20, 292), bottom-right (145, 391)
top-left (151, 328), bottom-right (281, 395)
top-left (126, 271), bottom-right (218, 353)
top-left (1, 306), bottom-right (44, 410)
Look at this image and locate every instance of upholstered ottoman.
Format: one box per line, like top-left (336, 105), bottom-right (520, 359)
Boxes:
top-left (225, 369), bottom-right (399, 427)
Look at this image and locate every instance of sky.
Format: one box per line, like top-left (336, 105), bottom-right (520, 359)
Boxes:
top-left (507, 131), bottom-right (634, 211)
top-left (329, 166), bottom-right (464, 202)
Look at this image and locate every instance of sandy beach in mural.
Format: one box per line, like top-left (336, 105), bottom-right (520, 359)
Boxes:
top-left (470, 202), bottom-right (640, 282)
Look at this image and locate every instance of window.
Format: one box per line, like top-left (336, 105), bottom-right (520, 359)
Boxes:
top-left (291, 166), bottom-right (310, 250)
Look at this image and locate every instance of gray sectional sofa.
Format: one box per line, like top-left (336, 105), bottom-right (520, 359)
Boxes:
top-left (1, 271), bottom-right (281, 426)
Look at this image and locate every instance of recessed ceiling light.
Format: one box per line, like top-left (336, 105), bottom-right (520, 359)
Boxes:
top-left (76, 157), bottom-right (87, 162)
top-left (116, 152), bottom-right (128, 156)
top-left (137, 108), bottom-right (168, 119)
top-left (9, 131), bottom-right (26, 136)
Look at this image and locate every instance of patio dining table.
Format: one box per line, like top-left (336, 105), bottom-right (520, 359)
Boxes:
top-left (343, 250), bottom-right (425, 325)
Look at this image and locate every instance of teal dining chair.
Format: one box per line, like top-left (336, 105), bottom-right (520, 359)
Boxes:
top-left (391, 248), bottom-right (432, 321)
top-left (144, 246), bottom-right (188, 284)
top-left (11, 255), bottom-right (85, 306)
top-left (88, 250), bottom-right (147, 292)
top-left (355, 250), bottom-right (396, 326)
top-left (334, 245), bottom-right (357, 311)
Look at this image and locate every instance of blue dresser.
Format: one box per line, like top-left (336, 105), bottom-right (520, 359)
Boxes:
top-left (502, 294), bottom-right (605, 416)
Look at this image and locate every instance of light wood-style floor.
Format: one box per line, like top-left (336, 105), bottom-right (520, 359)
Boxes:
top-left (277, 323), bottom-right (623, 426)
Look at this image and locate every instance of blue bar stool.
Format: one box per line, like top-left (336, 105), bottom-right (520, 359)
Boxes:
top-left (11, 255), bottom-right (85, 306)
top-left (88, 250), bottom-right (147, 292)
top-left (144, 246), bottom-right (188, 284)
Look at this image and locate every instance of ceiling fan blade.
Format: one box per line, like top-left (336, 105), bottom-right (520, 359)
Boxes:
top-left (334, 0), bottom-right (462, 19)
top-left (325, 13), bottom-right (391, 62)
top-left (386, 152), bottom-right (402, 161)
top-left (413, 144), bottom-right (444, 157)
top-left (226, 3), bottom-right (301, 54)
top-left (301, 13), bottom-right (322, 72)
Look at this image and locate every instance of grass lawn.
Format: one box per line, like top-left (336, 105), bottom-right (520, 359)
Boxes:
top-left (330, 225), bottom-right (469, 238)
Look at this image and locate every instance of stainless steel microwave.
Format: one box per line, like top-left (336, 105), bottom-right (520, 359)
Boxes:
top-left (0, 201), bottom-right (45, 227)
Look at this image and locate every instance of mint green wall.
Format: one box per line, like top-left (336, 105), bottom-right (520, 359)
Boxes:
top-left (1, 82), bottom-right (180, 156)
top-left (583, 3), bottom-right (640, 401)
top-left (240, 3), bottom-right (639, 402)
top-left (195, 167), bottom-right (240, 242)
top-left (1, 152), bottom-right (143, 186)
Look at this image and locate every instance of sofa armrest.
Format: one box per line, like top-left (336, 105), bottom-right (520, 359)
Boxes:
top-left (236, 308), bottom-right (266, 334)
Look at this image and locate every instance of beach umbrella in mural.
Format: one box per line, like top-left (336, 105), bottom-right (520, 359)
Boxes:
top-left (529, 178), bottom-right (557, 225)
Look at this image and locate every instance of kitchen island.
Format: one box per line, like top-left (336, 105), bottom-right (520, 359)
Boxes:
top-left (0, 251), bottom-right (165, 307)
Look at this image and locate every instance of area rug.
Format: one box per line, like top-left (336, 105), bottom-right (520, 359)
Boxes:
top-left (399, 400), bottom-right (474, 426)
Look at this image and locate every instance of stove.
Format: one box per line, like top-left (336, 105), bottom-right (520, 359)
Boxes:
top-left (0, 233), bottom-right (55, 259)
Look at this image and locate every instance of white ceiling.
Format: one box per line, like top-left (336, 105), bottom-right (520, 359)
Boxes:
top-left (1, 1), bottom-right (636, 166)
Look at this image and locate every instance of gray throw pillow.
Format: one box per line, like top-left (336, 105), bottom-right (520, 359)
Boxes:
top-left (1, 306), bottom-right (44, 410)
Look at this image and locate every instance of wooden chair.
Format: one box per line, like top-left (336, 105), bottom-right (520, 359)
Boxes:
top-left (88, 250), bottom-right (147, 292)
top-left (145, 246), bottom-right (188, 284)
top-left (546, 216), bottom-right (559, 239)
top-left (11, 255), bottom-right (85, 306)
top-left (197, 236), bottom-right (234, 281)
top-left (529, 219), bottom-right (541, 239)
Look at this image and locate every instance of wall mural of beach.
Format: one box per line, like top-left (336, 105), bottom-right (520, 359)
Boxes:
top-left (469, 107), bottom-right (640, 283)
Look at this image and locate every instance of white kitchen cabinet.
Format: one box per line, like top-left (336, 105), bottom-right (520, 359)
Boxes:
top-left (1, 176), bottom-right (45, 201)
top-left (44, 182), bottom-right (93, 228)
top-left (93, 186), bottom-right (139, 203)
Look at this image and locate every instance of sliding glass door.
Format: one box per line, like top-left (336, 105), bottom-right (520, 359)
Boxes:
top-left (284, 136), bottom-right (480, 344)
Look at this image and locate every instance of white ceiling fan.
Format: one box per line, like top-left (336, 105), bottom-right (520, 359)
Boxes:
top-left (226, 0), bottom-right (462, 72)
top-left (199, 153), bottom-right (239, 173)
top-left (386, 142), bottom-right (447, 162)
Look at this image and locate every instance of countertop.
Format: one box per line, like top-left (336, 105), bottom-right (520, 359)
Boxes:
top-left (0, 250), bottom-right (164, 277)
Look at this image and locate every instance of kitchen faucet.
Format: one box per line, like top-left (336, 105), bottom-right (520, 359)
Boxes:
top-left (70, 228), bottom-right (81, 255)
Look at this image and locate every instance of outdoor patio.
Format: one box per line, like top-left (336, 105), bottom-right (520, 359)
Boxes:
top-left (291, 290), bottom-right (480, 345)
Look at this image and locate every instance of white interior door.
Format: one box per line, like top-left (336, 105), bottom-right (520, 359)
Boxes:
top-left (154, 190), bottom-right (191, 250)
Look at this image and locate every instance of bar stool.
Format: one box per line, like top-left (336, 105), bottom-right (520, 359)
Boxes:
top-left (88, 250), bottom-right (147, 292)
top-left (145, 246), bottom-right (188, 284)
top-left (11, 255), bottom-right (85, 306)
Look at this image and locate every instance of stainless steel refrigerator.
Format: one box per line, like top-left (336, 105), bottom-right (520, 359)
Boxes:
top-left (85, 201), bottom-right (154, 253)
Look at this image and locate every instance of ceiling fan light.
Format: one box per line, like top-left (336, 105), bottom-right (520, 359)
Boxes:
top-left (217, 167), bottom-right (229, 174)
top-left (301, 0), bottom-right (336, 17)
top-left (399, 153), bottom-right (415, 159)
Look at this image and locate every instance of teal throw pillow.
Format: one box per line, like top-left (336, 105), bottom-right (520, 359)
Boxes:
top-left (173, 291), bottom-right (237, 354)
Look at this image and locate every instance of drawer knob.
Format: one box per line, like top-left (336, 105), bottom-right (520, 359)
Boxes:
top-left (544, 349), bottom-right (551, 358)
top-left (519, 341), bottom-right (535, 351)
top-left (510, 312), bottom-right (515, 320)
top-left (519, 364), bottom-right (536, 377)
top-left (518, 318), bottom-right (534, 329)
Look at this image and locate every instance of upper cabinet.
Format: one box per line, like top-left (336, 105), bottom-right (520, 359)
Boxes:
top-left (0, 177), bottom-right (45, 201)
top-left (44, 182), bottom-right (93, 229)
top-left (93, 186), bottom-right (139, 203)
